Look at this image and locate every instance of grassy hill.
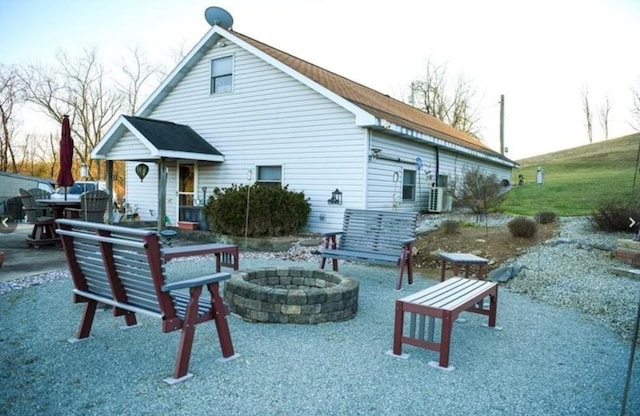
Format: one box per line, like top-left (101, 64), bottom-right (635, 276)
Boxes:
top-left (501, 132), bottom-right (640, 216)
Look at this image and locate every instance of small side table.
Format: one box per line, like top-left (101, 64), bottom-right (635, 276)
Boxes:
top-left (439, 252), bottom-right (488, 281)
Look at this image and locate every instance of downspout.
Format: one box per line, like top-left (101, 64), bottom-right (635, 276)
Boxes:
top-left (435, 147), bottom-right (440, 186)
top-left (365, 129), bottom-right (372, 209)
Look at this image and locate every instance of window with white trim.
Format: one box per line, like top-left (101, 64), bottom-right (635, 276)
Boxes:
top-left (257, 165), bottom-right (282, 188)
top-left (402, 169), bottom-right (416, 201)
top-left (210, 56), bottom-right (233, 94)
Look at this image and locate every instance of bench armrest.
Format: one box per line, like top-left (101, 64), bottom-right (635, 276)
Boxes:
top-left (162, 272), bottom-right (231, 292)
top-left (322, 231), bottom-right (343, 237)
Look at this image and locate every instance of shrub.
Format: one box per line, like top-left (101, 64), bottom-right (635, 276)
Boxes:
top-left (450, 166), bottom-right (507, 214)
top-left (440, 220), bottom-right (460, 235)
top-left (590, 199), bottom-right (640, 232)
top-left (507, 216), bottom-right (538, 238)
top-left (536, 211), bottom-right (557, 224)
top-left (204, 184), bottom-right (311, 237)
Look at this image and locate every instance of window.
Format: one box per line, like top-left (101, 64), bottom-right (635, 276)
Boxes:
top-left (210, 56), bottom-right (233, 94)
top-left (257, 166), bottom-right (282, 187)
top-left (437, 175), bottom-right (449, 187)
top-left (402, 170), bottom-right (416, 201)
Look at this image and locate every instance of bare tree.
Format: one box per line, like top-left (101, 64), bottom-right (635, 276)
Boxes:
top-left (21, 47), bottom-right (123, 180)
top-left (582, 86), bottom-right (593, 143)
top-left (408, 59), bottom-right (481, 138)
top-left (117, 46), bottom-right (162, 115)
top-left (0, 64), bottom-right (23, 172)
top-left (598, 94), bottom-right (611, 139)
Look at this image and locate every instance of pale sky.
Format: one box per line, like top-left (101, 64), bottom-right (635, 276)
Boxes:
top-left (2, 0), bottom-right (639, 160)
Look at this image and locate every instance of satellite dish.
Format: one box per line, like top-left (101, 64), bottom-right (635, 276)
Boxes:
top-left (205, 6), bottom-right (234, 29)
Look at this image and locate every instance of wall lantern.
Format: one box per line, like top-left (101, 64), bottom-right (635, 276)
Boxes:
top-left (327, 188), bottom-right (343, 205)
top-left (202, 186), bottom-right (208, 205)
top-left (135, 163), bottom-right (150, 182)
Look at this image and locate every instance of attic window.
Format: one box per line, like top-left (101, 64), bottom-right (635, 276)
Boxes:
top-left (211, 56), bottom-right (233, 94)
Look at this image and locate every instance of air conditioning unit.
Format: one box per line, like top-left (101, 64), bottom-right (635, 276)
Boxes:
top-left (428, 187), bottom-right (445, 212)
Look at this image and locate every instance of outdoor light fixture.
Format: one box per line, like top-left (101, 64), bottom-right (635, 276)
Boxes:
top-left (80, 163), bottom-right (88, 179)
top-left (328, 188), bottom-right (343, 205)
top-left (135, 163), bottom-right (150, 182)
top-left (370, 148), bottom-right (382, 161)
top-left (202, 186), bottom-right (208, 205)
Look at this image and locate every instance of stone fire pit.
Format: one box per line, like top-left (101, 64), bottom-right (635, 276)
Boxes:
top-left (224, 267), bottom-right (359, 324)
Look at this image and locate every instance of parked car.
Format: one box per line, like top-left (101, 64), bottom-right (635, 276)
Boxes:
top-left (50, 181), bottom-right (107, 200)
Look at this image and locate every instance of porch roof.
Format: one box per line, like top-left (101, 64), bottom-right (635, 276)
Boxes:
top-left (92, 116), bottom-right (224, 162)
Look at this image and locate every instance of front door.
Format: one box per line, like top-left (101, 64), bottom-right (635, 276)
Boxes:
top-left (177, 163), bottom-right (196, 221)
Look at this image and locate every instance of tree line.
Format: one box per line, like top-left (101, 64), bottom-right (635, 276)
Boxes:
top-left (0, 46), bottom-right (171, 198)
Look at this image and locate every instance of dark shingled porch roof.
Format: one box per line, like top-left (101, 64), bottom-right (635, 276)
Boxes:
top-left (123, 116), bottom-right (223, 156)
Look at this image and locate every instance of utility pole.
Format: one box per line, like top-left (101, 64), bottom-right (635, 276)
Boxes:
top-left (500, 94), bottom-right (505, 155)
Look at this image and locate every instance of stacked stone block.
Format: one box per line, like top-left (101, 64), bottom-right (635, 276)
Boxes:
top-left (224, 267), bottom-right (359, 324)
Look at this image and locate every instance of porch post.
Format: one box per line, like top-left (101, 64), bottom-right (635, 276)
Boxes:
top-left (158, 158), bottom-right (167, 230)
top-left (106, 160), bottom-right (114, 224)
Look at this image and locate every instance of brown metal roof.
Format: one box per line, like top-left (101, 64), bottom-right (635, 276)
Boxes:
top-left (233, 31), bottom-right (510, 162)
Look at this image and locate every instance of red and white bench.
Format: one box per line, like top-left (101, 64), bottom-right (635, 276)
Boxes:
top-left (389, 277), bottom-right (501, 369)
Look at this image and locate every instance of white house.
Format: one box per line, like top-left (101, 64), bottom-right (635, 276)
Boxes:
top-left (92, 20), bottom-right (518, 233)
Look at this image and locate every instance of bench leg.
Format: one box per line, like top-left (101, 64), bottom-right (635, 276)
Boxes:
top-left (319, 256), bottom-right (338, 272)
top-left (395, 247), bottom-right (413, 290)
top-left (436, 312), bottom-right (454, 369)
top-left (208, 282), bottom-right (236, 359)
top-left (406, 250), bottom-right (414, 286)
top-left (173, 286), bottom-right (202, 380)
top-left (392, 300), bottom-right (405, 356)
top-left (488, 290), bottom-right (498, 328)
top-left (395, 266), bottom-right (404, 291)
top-left (74, 301), bottom-right (98, 340)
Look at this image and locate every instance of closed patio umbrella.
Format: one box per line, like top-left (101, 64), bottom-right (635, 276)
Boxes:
top-left (56, 115), bottom-right (75, 200)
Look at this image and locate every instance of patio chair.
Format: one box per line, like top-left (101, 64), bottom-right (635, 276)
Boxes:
top-left (27, 187), bottom-right (52, 216)
top-left (18, 188), bottom-right (57, 247)
top-left (64, 189), bottom-right (110, 223)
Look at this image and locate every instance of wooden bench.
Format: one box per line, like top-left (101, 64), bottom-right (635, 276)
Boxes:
top-left (438, 252), bottom-right (489, 281)
top-left (319, 209), bottom-right (418, 290)
top-left (55, 218), bottom-right (240, 384)
top-left (389, 277), bottom-right (501, 369)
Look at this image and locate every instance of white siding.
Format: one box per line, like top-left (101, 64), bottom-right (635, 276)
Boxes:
top-left (110, 132), bottom-right (154, 160)
top-left (124, 163), bottom-right (159, 222)
top-left (366, 132), bottom-right (513, 213)
top-left (132, 43), bottom-right (367, 232)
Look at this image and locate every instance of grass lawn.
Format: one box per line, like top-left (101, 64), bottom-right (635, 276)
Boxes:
top-left (502, 133), bottom-right (640, 216)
